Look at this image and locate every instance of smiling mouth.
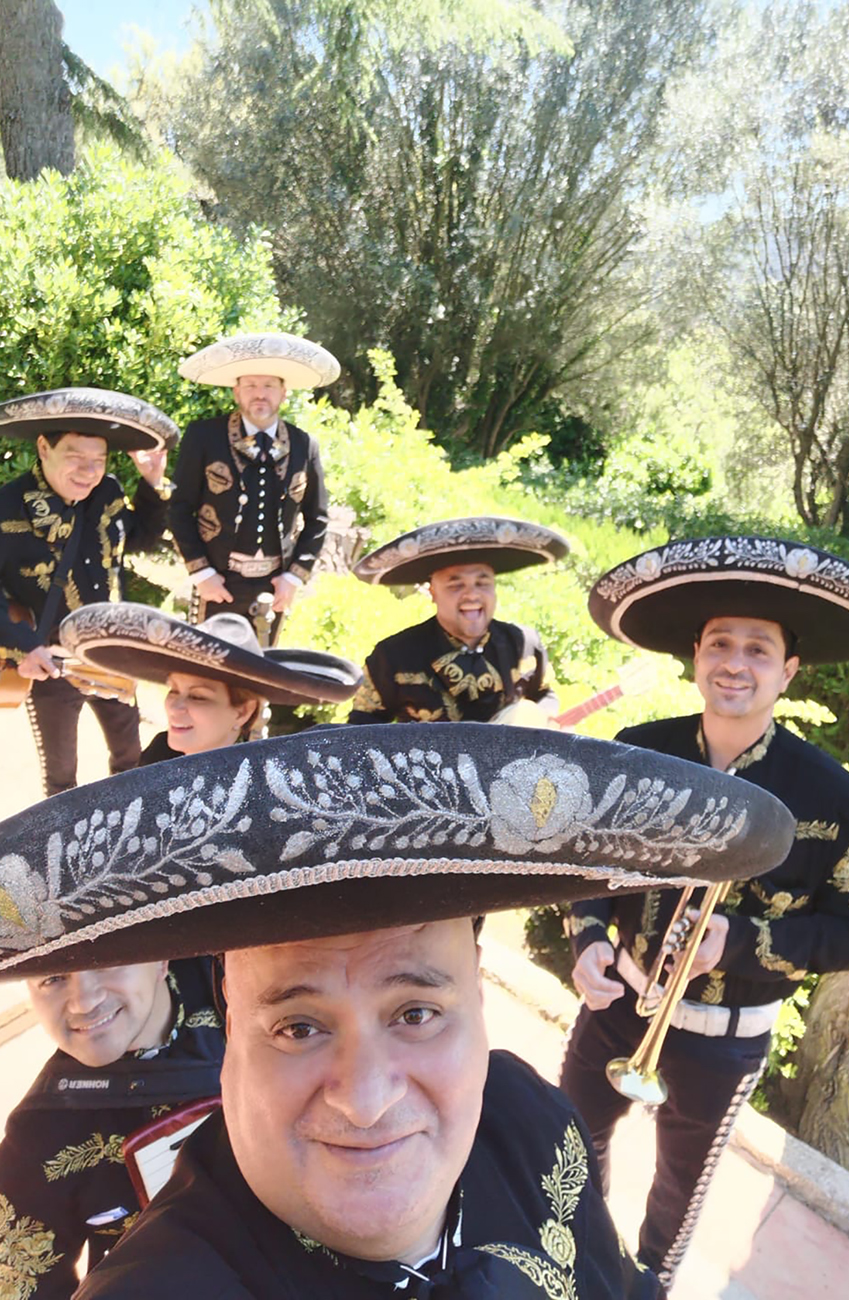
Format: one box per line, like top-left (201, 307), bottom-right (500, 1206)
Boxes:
top-left (71, 1008), bottom-right (120, 1034)
top-left (317, 1134), bottom-right (416, 1163)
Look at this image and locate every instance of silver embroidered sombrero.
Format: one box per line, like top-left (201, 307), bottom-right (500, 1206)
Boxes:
top-left (589, 536), bottom-right (849, 663)
top-left (178, 333), bottom-right (340, 389)
top-left (59, 605), bottom-right (362, 705)
top-left (354, 517), bottom-right (570, 586)
top-left (0, 725), bottom-right (794, 977)
top-left (0, 388), bottom-right (180, 452)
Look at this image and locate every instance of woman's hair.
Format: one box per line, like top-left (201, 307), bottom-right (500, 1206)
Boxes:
top-left (225, 683), bottom-right (264, 739)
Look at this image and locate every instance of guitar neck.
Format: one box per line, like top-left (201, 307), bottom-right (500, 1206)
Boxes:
top-left (556, 684), bottom-right (624, 729)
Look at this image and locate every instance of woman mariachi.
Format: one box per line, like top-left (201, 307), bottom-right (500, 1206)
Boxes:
top-left (58, 603), bottom-right (363, 763)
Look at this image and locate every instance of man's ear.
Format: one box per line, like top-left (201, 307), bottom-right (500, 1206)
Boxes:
top-left (782, 654), bottom-right (801, 691)
top-left (428, 582), bottom-right (436, 606)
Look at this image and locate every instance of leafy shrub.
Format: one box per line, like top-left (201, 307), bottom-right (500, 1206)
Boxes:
top-left (0, 141), bottom-right (297, 490)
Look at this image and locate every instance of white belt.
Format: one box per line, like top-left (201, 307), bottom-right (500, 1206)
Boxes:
top-left (616, 947), bottom-right (782, 1039)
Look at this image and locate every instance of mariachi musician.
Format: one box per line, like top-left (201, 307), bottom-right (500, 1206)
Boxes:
top-left (169, 332), bottom-right (339, 635)
top-left (347, 516), bottom-right (568, 725)
top-left (0, 728), bottom-right (797, 1299)
top-left (0, 388), bottom-right (177, 795)
top-left (560, 535), bottom-right (849, 1290)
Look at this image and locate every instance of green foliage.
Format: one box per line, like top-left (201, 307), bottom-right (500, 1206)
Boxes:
top-left (524, 904), bottom-right (576, 990)
top-left (752, 976), bottom-right (817, 1113)
top-left (159, 0), bottom-right (711, 456)
top-left (0, 141), bottom-right (297, 489)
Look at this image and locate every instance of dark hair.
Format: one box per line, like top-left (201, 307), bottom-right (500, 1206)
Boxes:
top-left (38, 430), bottom-right (110, 450)
top-left (694, 620), bottom-right (798, 660)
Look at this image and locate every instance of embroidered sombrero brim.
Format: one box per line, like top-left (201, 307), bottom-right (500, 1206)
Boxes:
top-left (0, 724), bottom-right (794, 978)
top-left (178, 333), bottom-right (340, 389)
top-left (0, 388), bottom-right (180, 452)
top-left (590, 536), bottom-right (849, 663)
top-left (59, 604), bottom-right (362, 705)
top-left (354, 517), bottom-right (570, 586)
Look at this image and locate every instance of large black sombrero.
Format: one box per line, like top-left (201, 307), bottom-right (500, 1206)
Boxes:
top-left (178, 332), bottom-right (340, 390)
top-left (59, 605), bottom-right (362, 705)
top-left (354, 517), bottom-right (570, 586)
top-left (590, 536), bottom-right (849, 664)
top-left (0, 725), bottom-right (794, 978)
top-left (0, 388), bottom-right (180, 452)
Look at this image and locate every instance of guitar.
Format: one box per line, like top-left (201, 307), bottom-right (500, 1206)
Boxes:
top-left (0, 602), bottom-right (137, 708)
top-left (491, 658), bottom-right (659, 730)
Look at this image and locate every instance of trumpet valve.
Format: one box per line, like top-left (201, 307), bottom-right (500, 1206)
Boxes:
top-left (605, 1057), bottom-right (668, 1107)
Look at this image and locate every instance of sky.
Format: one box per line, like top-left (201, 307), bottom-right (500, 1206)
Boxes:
top-left (61, 1), bottom-right (208, 79)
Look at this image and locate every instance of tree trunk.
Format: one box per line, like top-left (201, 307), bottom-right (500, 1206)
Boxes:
top-left (0, 0), bottom-right (74, 181)
top-left (776, 972), bottom-right (849, 1169)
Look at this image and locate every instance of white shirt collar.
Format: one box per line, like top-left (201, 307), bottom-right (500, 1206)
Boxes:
top-left (242, 417), bottom-right (278, 437)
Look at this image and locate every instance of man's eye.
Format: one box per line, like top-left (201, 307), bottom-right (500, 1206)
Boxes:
top-left (276, 1021), bottom-right (320, 1041)
top-left (397, 1007), bottom-right (437, 1028)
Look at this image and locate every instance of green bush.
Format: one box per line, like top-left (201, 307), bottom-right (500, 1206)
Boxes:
top-left (0, 141), bottom-right (298, 489)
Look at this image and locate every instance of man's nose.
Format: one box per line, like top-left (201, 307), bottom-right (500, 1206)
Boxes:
top-left (323, 1036), bottom-right (407, 1129)
top-left (67, 972), bottom-right (107, 1014)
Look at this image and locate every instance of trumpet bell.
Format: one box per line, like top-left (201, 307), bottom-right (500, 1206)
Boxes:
top-left (605, 1056), bottom-right (668, 1107)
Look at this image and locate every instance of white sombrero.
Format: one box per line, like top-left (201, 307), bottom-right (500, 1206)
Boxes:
top-left (178, 333), bottom-right (341, 390)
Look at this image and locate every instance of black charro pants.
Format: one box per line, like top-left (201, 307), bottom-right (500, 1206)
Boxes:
top-left (27, 675), bottom-right (142, 797)
top-left (559, 981), bottom-right (768, 1288)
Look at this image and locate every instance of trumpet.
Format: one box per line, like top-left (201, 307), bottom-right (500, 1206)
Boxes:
top-left (605, 880), bottom-right (731, 1106)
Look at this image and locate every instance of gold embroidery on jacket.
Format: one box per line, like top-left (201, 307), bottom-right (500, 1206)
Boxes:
top-left (0, 1192), bottom-right (62, 1297)
top-left (734, 720), bottom-right (776, 770)
top-left (288, 469), bottom-right (308, 503)
top-left (20, 562), bottom-right (55, 594)
top-left (569, 914), bottom-right (606, 938)
top-left (479, 1122), bottom-right (587, 1298)
top-left (198, 504), bottom-right (223, 543)
top-left (749, 881), bottom-right (810, 918)
top-left (206, 461), bottom-right (234, 494)
top-left (796, 820), bottom-right (840, 841)
top-left (185, 1007), bottom-right (223, 1029)
top-left (0, 520), bottom-right (31, 533)
top-left (97, 496), bottom-right (125, 572)
top-left (700, 971), bottom-right (725, 1004)
top-left (831, 848), bottom-right (849, 894)
top-left (396, 675), bottom-right (463, 722)
top-left (511, 655), bottom-right (537, 681)
top-left (43, 1132), bottom-right (124, 1181)
top-left (751, 918), bottom-right (806, 978)
top-left (349, 669), bottom-right (384, 716)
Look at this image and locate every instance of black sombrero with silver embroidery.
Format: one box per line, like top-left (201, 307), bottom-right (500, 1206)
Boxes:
top-left (59, 604), bottom-right (362, 705)
top-left (0, 388), bottom-right (180, 452)
top-left (0, 725), bottom-right (794, 977)
top-left (589, 536), bottom-right (849, 664)
top-left (178, 332), bottom-right (340, 390)
top-left (354, 517), bottom-right (570, 586)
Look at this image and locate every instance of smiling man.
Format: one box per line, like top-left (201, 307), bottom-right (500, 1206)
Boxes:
top-left (0, 388), bottom-right (177, 795)
top-left (0, 959), bottom-right (224, 1298)
top-left (348, 517), bottom-right (568, 724)
top-left (170, 333), bottom-right (339, 634)
top-left (0, 726), bottom-right (797, 1299)
top-left (559, 535), bottom-right (849, 1290)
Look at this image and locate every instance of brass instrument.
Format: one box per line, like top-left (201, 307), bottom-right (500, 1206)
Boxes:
top-left (605, 880), bottom-right (732, 1105)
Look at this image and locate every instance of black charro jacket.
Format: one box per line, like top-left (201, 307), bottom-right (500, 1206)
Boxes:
top-left (0, 958), bottom-right (224, 1299)
top-left (569, 716), bottom-right (849, 1008)
top-left (74, 1051), bottom-right (663, 1300)
top-left (168, 413), bottom-right (328, 583)
top-left (347, 616), bottom-right (558, 724)
top-left (0, 463), bottom-right (165, 661)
